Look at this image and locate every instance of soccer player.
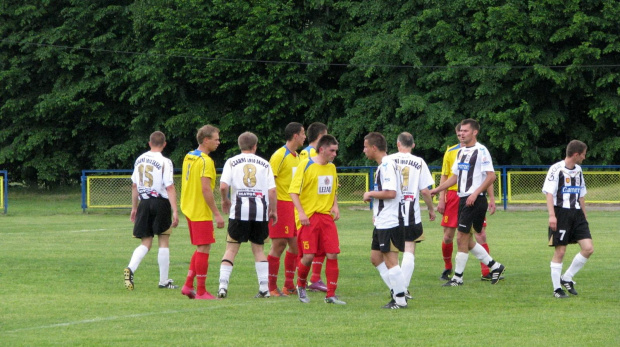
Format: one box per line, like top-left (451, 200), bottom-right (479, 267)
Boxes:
top-left (387, 132), bottom-right (436, 298)
top-left (438, 123), bottom-right (499, 281)
top-left (124, 131), bottom-right (179, 290)
top-left (289, 134), bottom-right (345, 304)
top-left (217, 132), bottom-right (278, 299)
top-left (299, 122), bottom-right (329, 293)
top-left (267, 122), bottom-right (306, 297)
top-left (542, 140), bottom-right (593, 299)
top-left (362, 132), bottom-right (408, 309)
top-left (430, 119), bottom-right (505, 286)
top-left (180, 125), bottom-right (225, 300)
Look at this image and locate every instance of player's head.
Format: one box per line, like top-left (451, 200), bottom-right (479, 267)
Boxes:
top-left (284, 122), bottom-right (306, 148)
top-left (307, 122), bottom-right (328, 144)
top-left (566, 140), bottom-right (587, 164)
top-left (238, 131), bottom-right (258, 151)
top-left (196, 124), bottom-right (220, 151)
top-left (459, 119), bottom-right (479, 145)
top-left (363, 132), bottom-right (387, 162)
top-left (317, 134), bottom-right (339, 162)
top-left (149, 131), bottom-right (166, 148)
top-left (397, 132), bottom-right (414, 148)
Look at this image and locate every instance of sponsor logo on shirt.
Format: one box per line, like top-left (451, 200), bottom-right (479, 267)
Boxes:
top-left (458, 163), bottom-right (470, 171)
top-left (562, 186), bottom-right (581, 194)
top-left (318, 175), bottom-right (333, 194)
top-left (404, 194), bottom-right (415, 201)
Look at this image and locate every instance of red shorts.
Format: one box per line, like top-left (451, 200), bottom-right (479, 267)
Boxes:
top-left (298, 213), bottom-right (340, 256)
top-left (269, 200), bottom-right (297, 238)
top-left (441, 190), bottom-right (459, 228)
top-left (186, 218), bottom-right (215, 245)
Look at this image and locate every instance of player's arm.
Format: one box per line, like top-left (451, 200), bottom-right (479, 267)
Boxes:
top-left (546, 192), bottom-right (557, 231)
top-left (487, 183), bottom-right (496, 215)
top-left (363, 189), bottom-right (396, 202)
top-left (130, 183), bottom-right (139, 223)
top-left (268, 188), bottom-right (277, 225)
top-left (331, 194), bottom-right (340, 221)
top-left (579, 197), bottom-right (587, 220)
top-left (220, 182), bottom-right (231, 215)
top-left (420, 188), bottom-right (436, 221)
top-left (465, 171), bottom-right (495, 207)
top-left (437, 175), bottom-right (448, 214)
top-left (290, 192), bottom-right (309, 226)
top-left (166, 184), bottom-right (179, 228)
top-left (202, 177), bottom-right (225, 228)
top-left (430, 175), bottom-right (457, 196)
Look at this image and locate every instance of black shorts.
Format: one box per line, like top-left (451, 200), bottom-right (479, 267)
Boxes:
top-left (548, 207), bottom-right (591, 247)
top-left (457, 195), bottom-right (487, 234)
top-left (227, 219), bottom-right (269, 245)
top-left (132, 198), bottom-right (172, 238)
top-left (404, 222), bottom-right (425, 243)
top-left (371, 226), bottom-right (405, 253)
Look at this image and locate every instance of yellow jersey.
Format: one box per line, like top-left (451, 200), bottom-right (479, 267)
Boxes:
top-left (441, 144), bottom-right (461, 191)
top-left (289, 158), bottom-right (338, 220)
top-left (181, 149), bottom-right (217, 221)
top-left (299, 146), bottom-right (317, 161)
top-left (269, 145), bottom-right (300, 201)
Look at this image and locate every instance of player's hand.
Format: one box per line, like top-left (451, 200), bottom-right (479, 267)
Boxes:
top-left (221, 200), bottom-right (231, 215)
top-left (331, 206), bottom-right (340, 221)
top-left (215, 214), bottom-right (225, 229)
top-left (488, 200), bottom-right (496, 215)
top-left (548, 215), bottom-right (557, 231)
top-left (269, 211), bottom-right (278, 226)
top-left (171, 212), bottom-right (179, 228)
top-left (429, 189), bottom-right (439, 197)
top-left (299, 212), bottom-right (310, 226)
top-left (428, 210), bottom-right (436, 222)
top-left (466, 194), bottom-right (476, 206)
top-left (437, 200), bottom-right (445, 214)
top-left (363, 192), bottom-right (372, 202)
top-left (130, 209), bottom-right (137, 223)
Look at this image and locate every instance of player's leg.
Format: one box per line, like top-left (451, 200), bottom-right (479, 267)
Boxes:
top-left (283, 236), bottom-right (299, 295)
top-left (157, 234), bottom-right (178, 289)
top-left (218, 242), bottom-right (240, 298)
top-left (384, 251), bottom-right (407, 307)
top-left (561, 238), bottom-right (593, 295)
top-left (309, 254), bottom-right (327, 292)
top-left (551, 245), bottom-right (568, 298)
top-left (251, 242), bottom-right (269, 297)
top-left (267, 238), bottom-right (287, 294)
top-left (401, 241), bottom-right (415, 295)
top-left (125, 236), bottom-right (153, 290)
top-left (441, 227), bottom-right (455, 280)
top-left (476, 224), bottom-right (491, 278)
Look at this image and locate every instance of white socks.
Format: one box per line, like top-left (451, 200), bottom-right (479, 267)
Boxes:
top-left (401, 252), bottom-right (415, 288)
top-left (563, 253), bottom-right (588, 282)
top-left (158, 248), bottom-right (170, 285)
top-left (550, 262), bottom-right (563, 290)
top-left (388, 265), bottom-right (407, 306)
top-left (219, 263), bottom-right (233, 289)
top-left (376, 262), bottom-right (391, 290)
top-left (128, 245), bottom-right (149, 272)
top-left (453, 252), bottom-right (468, 282)
top-left (256, 261), bottom-right (269, 292)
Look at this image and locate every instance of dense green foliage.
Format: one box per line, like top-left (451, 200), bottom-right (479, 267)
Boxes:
top-left (2, 0), bottom-right (619, 185)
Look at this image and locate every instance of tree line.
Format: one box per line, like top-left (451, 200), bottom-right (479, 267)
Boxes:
top-left (1, 0), bottom-right (619, 185)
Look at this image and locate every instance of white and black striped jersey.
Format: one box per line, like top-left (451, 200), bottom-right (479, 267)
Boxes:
top-left (131, 151), bottom-right (175, 200)
top-left (387, 152), bottom-right (434, 226)
top-left (220, 153), bottom-right (276, 221)
top-left (542, 160), bottom-right (587, 209)
top-left (372, 156), bottom-right (403, 229)
top-left (451, 142), bottom-right (494, 198)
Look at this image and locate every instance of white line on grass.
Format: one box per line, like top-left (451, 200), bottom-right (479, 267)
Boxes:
top-left (4, 303), bottom-right (257, 334)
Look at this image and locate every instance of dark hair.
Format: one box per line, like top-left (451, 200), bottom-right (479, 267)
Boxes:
top-left (566, 140), bottom-right (587, 157)
top-left (397, 132), bottom-right (414, 147)
top-left (238, 132), bottom-right (258, 151)
top-left (460, 118), bottom-right (480, 132)
top-left (364, 132), bottom-right (387, 152)
top-left (317, 134), bottom-right (338, 152)
top-left (284, 122), bottom-right (304, 141)
top-left (306, 122), bottom-right (328, 143)
top-left (150, 131), bottom-right (166, 147)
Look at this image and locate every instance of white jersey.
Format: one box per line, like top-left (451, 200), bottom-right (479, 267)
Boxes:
top-left (220, 153), bottom-right (276, 221)
top-left (372, 156), bottom-right (403, 229)
top-left (131, 151), bottom-right (174, 200)
top-left (451, 142), bottom-right (494, 197)
top-left (388, 152), bottom-right (434, 226)
top-left (542, 160), bottom-right (587, 209)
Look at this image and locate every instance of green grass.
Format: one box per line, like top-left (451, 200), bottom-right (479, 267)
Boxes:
top-left (1, 188), bottom-right (619, 346)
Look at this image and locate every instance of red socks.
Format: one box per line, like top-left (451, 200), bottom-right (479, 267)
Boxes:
top-left (442, 242), bottom-right (453, 270)
top-left (480, 243), bottom-right (490, 276)
top-left (310, 255), bottom-right (325, 283)
top-left (284, 251), bottom-right (297, 290)
top-left (296, 261), bottom-right (310, 288)
top-left (195, 252), bottom-right (209, 295)
top-left (267, 255), bottom-right (280, 291)
top-left (325, 258), bottom-right (339, 298)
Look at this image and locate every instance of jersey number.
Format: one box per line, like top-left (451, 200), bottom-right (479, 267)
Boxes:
top-left (243, 164), bottom-right (257, 188)
top-left (138, 164), bottom-right (154, 188)
top-left (399, 166), bottom-right (410, 192)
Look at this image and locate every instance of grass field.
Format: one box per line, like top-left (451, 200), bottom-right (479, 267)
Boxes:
top-left (1, 188), bottom-right (619, 346)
